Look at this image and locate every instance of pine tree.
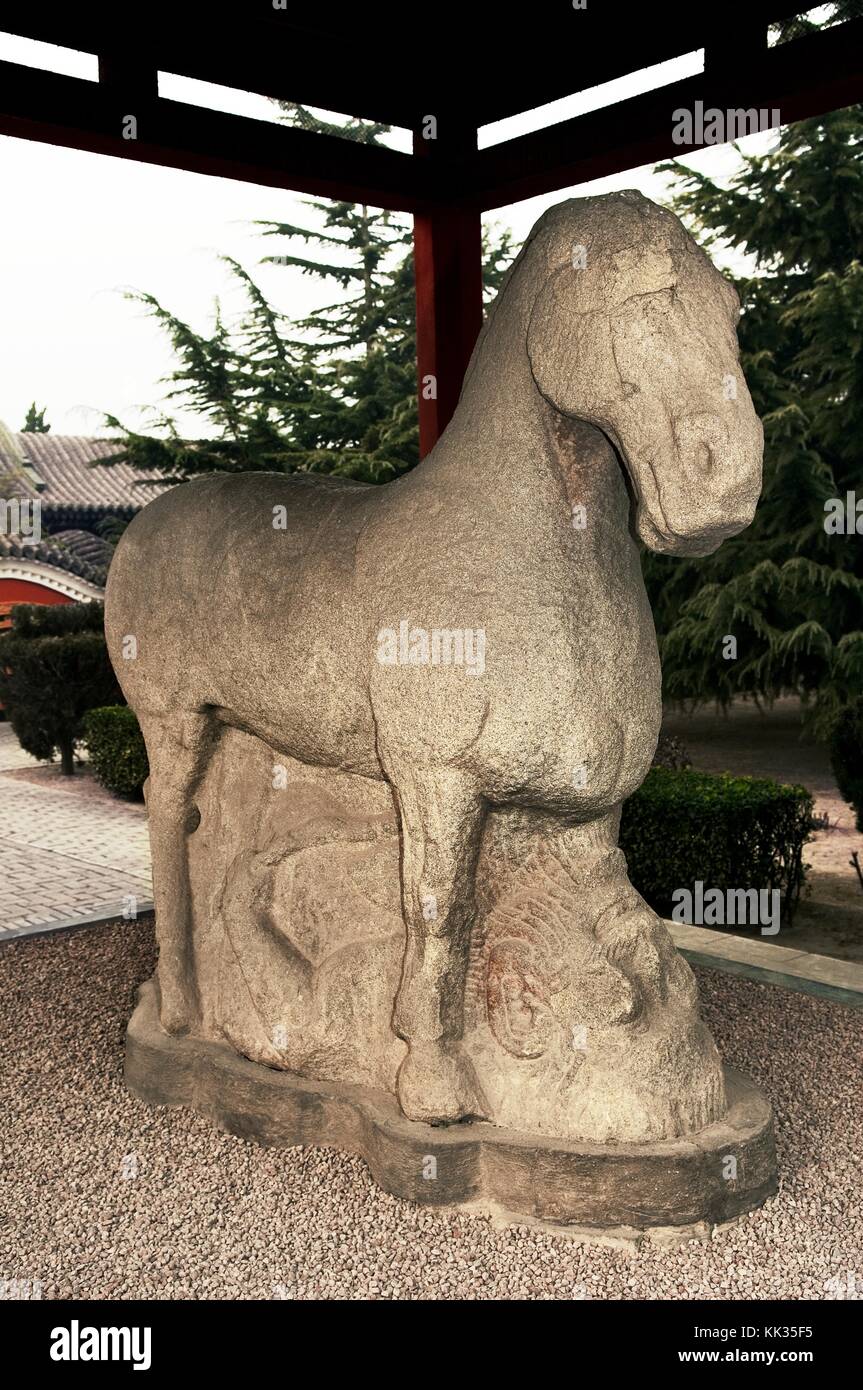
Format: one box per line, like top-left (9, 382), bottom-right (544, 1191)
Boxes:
top-left (0, 419), bottom-right (28, 498)
top-left (108, 104), bottom-right (514, 485)
top-left (254, 103), bottom-right (417, 478)
top-left (22, 402), bottom-right (49, 432)
top-left (646, 97), bottom-right (863, 741)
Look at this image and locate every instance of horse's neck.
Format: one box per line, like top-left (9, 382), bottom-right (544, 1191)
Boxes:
top-left (421, 364), bottom-right (621, 527)
top-left (420, 359), bottom-right (557, 495)
top-left (411, 235), bottom-right (634, 541)
top-left (548, 417), bottom-right (627, 514)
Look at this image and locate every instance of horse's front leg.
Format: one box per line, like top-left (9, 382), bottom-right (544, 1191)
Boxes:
top-left (382, 759), bottom-right (488, 1125)
top-left (137, 709), bottom-right (214, 1035)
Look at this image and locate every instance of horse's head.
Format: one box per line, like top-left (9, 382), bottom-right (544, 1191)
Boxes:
top-left (524, 190), bottom-right (763, 556)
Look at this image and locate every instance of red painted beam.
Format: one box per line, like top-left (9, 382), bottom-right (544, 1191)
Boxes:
top-left (0, 58), bottom-right (434, 212)
top-left (413, 124), bottom-right (483, 457)
top-left (0, 2), bottom-right (813, 131)
top-left (413, 205), bottom-right (483, 457)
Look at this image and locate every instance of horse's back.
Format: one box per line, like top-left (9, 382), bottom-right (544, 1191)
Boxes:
top-left (105, 471), bottom-right (379, 731)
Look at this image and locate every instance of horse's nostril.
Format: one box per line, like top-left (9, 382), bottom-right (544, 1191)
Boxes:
top-left (698, 441), bottom-right (716, 475)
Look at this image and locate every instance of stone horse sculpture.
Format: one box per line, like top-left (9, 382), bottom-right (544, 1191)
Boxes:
top-left (109, 192), bottom-right (768, 1209)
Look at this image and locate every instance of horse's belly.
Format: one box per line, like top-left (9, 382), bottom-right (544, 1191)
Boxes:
top-left (209, 658), bottom-right (381, 779)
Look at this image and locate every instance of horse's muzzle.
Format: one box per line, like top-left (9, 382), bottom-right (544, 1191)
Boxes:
top-left (636, 411), bottom-right (763, 556)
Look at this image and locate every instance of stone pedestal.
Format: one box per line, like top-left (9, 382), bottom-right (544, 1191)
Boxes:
top-left (126, 978), bottom-right (776, 1234)
top-left (122, 724), bottom-right (779, 1231)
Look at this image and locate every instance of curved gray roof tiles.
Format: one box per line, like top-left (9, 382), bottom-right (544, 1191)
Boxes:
top-left (0, 432), bottom-right (169, 508)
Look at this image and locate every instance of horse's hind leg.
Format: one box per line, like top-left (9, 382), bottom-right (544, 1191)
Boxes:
top-left (137, 709), bottom-right (215, 1035)
top-left (382, 759), bottom-right (488, 1125)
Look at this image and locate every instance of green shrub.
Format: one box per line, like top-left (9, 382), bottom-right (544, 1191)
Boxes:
top-left (620, 767), bottom-right (814, 928)
top-left (83, 705), bottom-right (149, 799)
top-left (7, 601), bottom-right (106, 639)
top-left (0, 602), bottom-right (122, 774)
top-left (829, 702), bottom-right (863, 834)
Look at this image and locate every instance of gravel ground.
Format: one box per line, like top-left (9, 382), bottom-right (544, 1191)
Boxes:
top-left (1, 917), bottom-right (861, 1301)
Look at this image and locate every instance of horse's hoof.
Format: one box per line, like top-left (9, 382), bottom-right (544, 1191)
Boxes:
top-left (159, 1011), bottom-right (191, 1038)
top-left (396, 1044), bottom-right (488, 1126)
top-left (157, 987), bottom-right (196, 1037)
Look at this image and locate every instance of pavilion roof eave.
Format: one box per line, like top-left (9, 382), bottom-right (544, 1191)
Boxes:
top-left (0, 13), bottom-right (860, 217)
top-left (0, 1), bottom-right (832, 131)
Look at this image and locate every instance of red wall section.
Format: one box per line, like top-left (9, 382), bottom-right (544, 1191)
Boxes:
top-left (0, 579), bottom-right (73, 633)
top-left (0, 579), bottom-right (73, 606)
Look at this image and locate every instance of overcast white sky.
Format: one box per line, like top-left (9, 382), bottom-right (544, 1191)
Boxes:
top-left (0, 31), bottom-right (780, 439)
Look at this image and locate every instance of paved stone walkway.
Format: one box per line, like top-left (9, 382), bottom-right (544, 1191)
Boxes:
top-left (0, 724), bottom-right (152, 935)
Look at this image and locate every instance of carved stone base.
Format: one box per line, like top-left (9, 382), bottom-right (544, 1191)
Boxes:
top-left (125, 979), bottom-right (777, 1233)
top-left (185, 732), bottom-right (733, 1145)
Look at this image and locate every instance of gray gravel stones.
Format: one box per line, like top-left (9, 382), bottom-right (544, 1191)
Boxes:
top-left (1, 918), bottom-right (860, 1300)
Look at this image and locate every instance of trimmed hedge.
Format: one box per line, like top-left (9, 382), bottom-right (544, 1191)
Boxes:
top-left (6, 601), bottom-right (106, 638)
top-left (620, 767), bottom-right (814, 927)
top-left (0, 602), bottom-right (122, 774)
top-left (83, 705), bottom-right (149, 799)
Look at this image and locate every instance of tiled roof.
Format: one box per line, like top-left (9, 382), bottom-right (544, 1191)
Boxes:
top-left (0, 528), bottom-right (114, 587)
top-left (0, 430), bottom-right (169, 510)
